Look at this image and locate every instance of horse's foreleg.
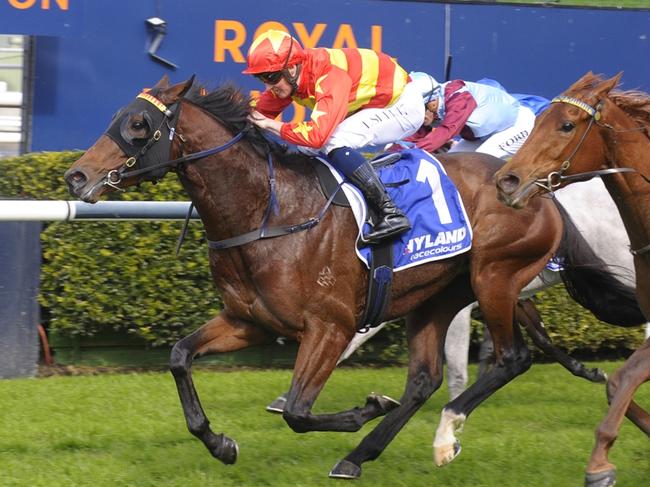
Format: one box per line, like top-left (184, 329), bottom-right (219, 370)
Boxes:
top-left (169, 313), bottom-right (271, 464)
top-left (281, 321), bottom-right (399, 434)
top-left (266, 323), bottom-right (389, 414)
top-left (612, 337), bottom-right (650, 436)
top-left (585, 338), bottom-right (650, 487)
top-left (434, 290), bottom-right (531, 466)
top-left (517, 299), bottom-right (607, 383)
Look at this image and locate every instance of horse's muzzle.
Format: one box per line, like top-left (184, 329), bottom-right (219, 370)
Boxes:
top-left (64, 168), bottom-right (94, 201)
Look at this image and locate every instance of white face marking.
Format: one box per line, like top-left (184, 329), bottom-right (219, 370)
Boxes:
top-left (317, 266), bottom-right (336, 288)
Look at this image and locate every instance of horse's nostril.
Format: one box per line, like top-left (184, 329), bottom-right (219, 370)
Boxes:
top-left (497, 174), bottom-right (521, 195)
top-left (67, 171), bottom-right (87, 187)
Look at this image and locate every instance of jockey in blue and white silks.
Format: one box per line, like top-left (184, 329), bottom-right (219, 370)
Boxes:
top-left (405, 72), bottom-right (549, 160)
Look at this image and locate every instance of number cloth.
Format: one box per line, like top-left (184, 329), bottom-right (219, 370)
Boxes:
top-left (320, 148), bottom-right (473, 271)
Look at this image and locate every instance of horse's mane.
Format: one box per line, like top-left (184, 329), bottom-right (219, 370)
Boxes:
top-left (182, 81), bottom-right (321, 170)
top-left (608, 91), bottom-right (650, 137)
top-left (567, 73), bottom-right (650, 137)
top-left (173, 81), bottom-right (281, 157)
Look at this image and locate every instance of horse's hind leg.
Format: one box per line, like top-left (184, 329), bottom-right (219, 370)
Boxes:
top-left (281, 319), bottom-right (399, 434)
top-left (517, 299), bottom-right (607, 383)
top-left (329, 280), bottom-right (474, 479)
top-left (585, 338), bottom-right (650, 487)
top-left (445, 304), bottom-right (473, 400)
top-left (169, 313), bottom-right (271, 464)
top-left (434, 283), bottom-right (532, 466)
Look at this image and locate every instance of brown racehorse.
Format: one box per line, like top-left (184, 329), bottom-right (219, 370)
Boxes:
top-left (64, 76), bottom-right (640, 479)
top-left (495, 71), bottom-right (650, 487)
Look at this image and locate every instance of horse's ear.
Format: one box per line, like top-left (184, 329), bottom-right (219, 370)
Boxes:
top-left (567, 71), bottom-right (595, 92)
top-left (594, 72), bottom-right (623, 97)
top-left (159, 75), bottom-right (195, 104)
top-left (152, 75), bottom-right (171, 91)
top-left (178, 75), bottom-right (195, 99)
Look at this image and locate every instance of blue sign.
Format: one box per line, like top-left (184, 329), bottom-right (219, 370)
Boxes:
top-left (0, 0), bottom-right (83, 37)
top-left (31, 0), bottom-right (446, 151)
top-left (13, 0), bottom-right (650, 153)
top-left (450, 4), bottom-right (650, 99)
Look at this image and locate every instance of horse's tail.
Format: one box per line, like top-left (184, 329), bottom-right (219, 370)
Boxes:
top-left (554, 200), bottom-right (646, 327)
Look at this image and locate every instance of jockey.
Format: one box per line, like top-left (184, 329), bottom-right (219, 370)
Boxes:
top-left (244, 29), bottom-right (425, 244)
top-left (405, 72), bottom-right (548, 159)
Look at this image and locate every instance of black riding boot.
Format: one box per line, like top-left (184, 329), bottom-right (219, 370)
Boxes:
top-left (349, 162), bottom-right (411, 244)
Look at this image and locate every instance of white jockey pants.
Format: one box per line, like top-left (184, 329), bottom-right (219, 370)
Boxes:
top-left (449, 105), bottom-right (536, 159)
top-left (322, 81), bottom-right (426, 154)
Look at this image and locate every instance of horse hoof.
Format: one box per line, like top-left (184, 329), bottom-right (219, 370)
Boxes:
top-left (265, 395), bottom-right (287, 414)
top-left (210, 433), bottom-right (239, 465)
top-left (434, 440), bottom-right (462, 467)
top-left (366, 393), bottom-right (401, 414)
top-left (329, 459), bottom-right (362, 479)
top-left (585, 469), bottom-right (616, 487)
top-left (589, 368), bottom-right (608, 383)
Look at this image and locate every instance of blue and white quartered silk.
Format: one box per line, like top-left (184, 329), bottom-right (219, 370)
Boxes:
top-left (319, 148), bottom-right (473, 272)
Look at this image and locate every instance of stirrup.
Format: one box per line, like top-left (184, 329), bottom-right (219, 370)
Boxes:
top-left (362, 218), bottom-right (410, 245)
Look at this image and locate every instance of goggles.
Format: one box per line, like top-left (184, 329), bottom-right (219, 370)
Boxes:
top-left (255, 71), bottom-right (284, 85)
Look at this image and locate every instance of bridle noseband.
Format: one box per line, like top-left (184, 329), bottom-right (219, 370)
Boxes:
top-left (534, 95), bottom-right (636, 192)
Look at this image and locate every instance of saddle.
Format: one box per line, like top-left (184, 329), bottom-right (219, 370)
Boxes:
top-left (312, 152), bottom-right (403, 333)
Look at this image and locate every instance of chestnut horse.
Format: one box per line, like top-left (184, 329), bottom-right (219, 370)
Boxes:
top-left (64, 76), bottom-right (638, 479)
top-left (495, 72), bottom-right (650, 487)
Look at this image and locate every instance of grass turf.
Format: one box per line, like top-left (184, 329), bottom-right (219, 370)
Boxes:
top-left (0, 362), bottom-right (648, 486)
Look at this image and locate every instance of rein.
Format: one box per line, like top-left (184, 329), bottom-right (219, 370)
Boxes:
top-left (105, 91), bottom-right (338, 251)
top-left (534, 96), bottom-right (642, 191)
top-left (111, 131), bottom-right (246, 185)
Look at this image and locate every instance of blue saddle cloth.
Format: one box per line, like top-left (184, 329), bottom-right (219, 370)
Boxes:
top-left (357, 148), bottom-right (473, 271)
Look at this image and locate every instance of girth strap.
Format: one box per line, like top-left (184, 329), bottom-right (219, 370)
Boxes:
top-left (357, 241), bottom-right (394, 333)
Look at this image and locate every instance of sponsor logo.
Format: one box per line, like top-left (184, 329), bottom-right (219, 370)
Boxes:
top-left (403, 227), bottom-right (467, 260)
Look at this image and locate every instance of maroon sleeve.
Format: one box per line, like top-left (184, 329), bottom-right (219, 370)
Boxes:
top-left (413, 85), bottom-right (477, 152)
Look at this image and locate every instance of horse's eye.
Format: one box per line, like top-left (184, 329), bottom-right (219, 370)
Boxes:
top-left (132, 121), bottom-right (146, 130)
top-left (560, 121), bottom-right (575, 132)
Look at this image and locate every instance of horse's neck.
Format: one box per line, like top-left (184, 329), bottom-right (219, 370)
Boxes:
top-left (174, 112), bottom-right (274, 240)
top-left (173, 106), bottom-right (324, 243)
top-left (601, 108), bottom-right (650, 254)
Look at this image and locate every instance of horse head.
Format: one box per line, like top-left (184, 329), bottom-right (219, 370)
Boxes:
top-left (495, 71), bottom-right (622, 209)
top-left (64, 75), bottom-right (195, 202)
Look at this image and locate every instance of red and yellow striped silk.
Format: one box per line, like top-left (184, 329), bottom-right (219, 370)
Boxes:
top-left (254, 47), bottom-right (409, 148)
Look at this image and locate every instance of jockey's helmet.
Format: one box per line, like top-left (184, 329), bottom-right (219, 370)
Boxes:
top-left (409, 71), bottom-right (441, 104)
top-left (242, 30), bottom-right (305, 75)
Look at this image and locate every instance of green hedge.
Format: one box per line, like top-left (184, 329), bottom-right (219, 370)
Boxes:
top-left (0, 151), bottom-right (645, 358)
top-left (0, 151), bottom-right (219, 346)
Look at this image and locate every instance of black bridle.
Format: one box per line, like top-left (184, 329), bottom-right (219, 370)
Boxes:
top-left (103, 91), bottom-right (248, 188)
top-left (102, 90), bottom-right (339, 251)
